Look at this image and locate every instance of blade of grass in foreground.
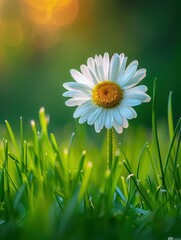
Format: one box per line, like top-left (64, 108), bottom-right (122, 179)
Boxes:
top-left (163, 92), bottom-right (181, 193)
top-left (167, 91), bottom-right (174, 142)
top-left (121, 150), bottom-right (154, 210)
top-left (152, 79), bottom-right (166, 189)
top-left (5, 120), bottom-right (21, 159)
top-left (79, 162), bottom-right (94, 211)
top-left (20, 117), bottom-right (24, 158)
top-left (136, 142), bottom-right (148, 179)
top-left (50, 133), bottom-right (64, 172)
top-left (146, 145), bottom-right (160, 186)
top-left (3, 139), bottom-right (11, 219)
top-left (164, 117), bottom-right (181, 173)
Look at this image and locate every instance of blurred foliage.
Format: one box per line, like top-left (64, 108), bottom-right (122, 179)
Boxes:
top-left (0, 0), bottom-right (180, 131)
top-left (0, 96), bottom-right (180, 240)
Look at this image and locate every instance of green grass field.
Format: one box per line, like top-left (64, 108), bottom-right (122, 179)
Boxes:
top-left (0, 82), bottom-right (180, 240)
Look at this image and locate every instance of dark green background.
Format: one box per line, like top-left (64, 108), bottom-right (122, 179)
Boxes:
top-left (0, 0), bottom-right (180, 131)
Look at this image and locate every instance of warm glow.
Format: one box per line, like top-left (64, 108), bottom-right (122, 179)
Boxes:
top-left (0, 0), bottom-right (79, 48)
top-left (50, 0), bottom-right (78, 26)
top-left (56, 0), bottom-right (72, 7)
top-left (20, 0), bottom-right (52, 24)
top-left (28, 0), bottom-right (58, 10)
top-left (31, 23), bottom-right (61, 48)
top-left (0, 19), bottom-right (24, 47)
top-left (0, 0), bottom-right (5, 12)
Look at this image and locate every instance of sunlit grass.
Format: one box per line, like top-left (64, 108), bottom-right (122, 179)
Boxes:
top-left (0, 83), bottom-right (180, 240)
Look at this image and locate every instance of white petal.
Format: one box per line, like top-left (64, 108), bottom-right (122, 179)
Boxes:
top-left (94, 115), bottom-right (103, 133)
top-left (120, 64), bottom-right (138, 87)
top-left (119, 53), bottom-right (125, 64)
top-left (65, 98), bottom-right (88, 106)
top-left (112, 108), bottom-right (123, 125)
top-left (87, 57), bottom-right (100, 83)
top-left (143, 95), bottom-right (151, 102)
top-left (127, 85), bottom-right (148, 93)
top-left (124, 89), bottom-right (151, 102)
top-left (95, 55), bottom-right (103, 63)
top-left (63, 82), bottom-right (92, 91)
top-left (70, 69), bottom-right (86, 82)
top-left (118, 105), bottom-right (135, 119)
top-left (94, 110), bottom-right (106, 132)
top-left (116, 56), bottom-right (128, 84)
top-left (103, 52), bottom-right (110, 80)
top-left (80, 64), bottom-right (97, 85)
top-left (105, 110), bottom-right (113, 129)
top-left (63, 82), bottom-right (73, 91)
top-left (73, 101), bottom-right (96, 118)
top-left (94, 121), bottom-right (100, 133)
top-left (100, 110), bottom-right (107, 130)
top-left (121, 98), bottom-right (142, 107)
top-left (128, 107), bottom-right (137, 118)
top-left (79, 112), bottom-right (92, 124)
top-left (87, 57), bottom-right (95, 72)
top-left (95, 55), bottom-right (105, 81)
top-left (87, 107), bottom-right (102, 125)
top-left (70, 69), bottom-right (93, 88)
top-left (108, 53), bottom-right (120, 81)
top-left (122, 68), bottom-right (146, 90)
top-left (122, 116), bottom-right (129, 128)
top-left (63, 90), bottom-right (91, 98)
top-left (125, 60), bottom-right (138, 72)
top-left (113, 121), bottom-right (123, 134)
top-left (119, 55), bottom-right (127, 71)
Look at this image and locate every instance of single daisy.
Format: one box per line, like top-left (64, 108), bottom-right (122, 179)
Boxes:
top-left (63, 53), bottom-right (151, 133)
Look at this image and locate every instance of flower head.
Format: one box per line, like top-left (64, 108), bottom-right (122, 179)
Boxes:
top-left (63, 53), bottom-right (151, 133)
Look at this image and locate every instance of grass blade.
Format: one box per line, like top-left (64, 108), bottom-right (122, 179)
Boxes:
top-left (136, 142), bottom-right (148, 179)
top-left (152, 79), bottom-right (165, 189)
top-left (168, 91), bottom-right (174, 141)
top-left (164, 117), bottom-right (181, 173)
top-left (5, 120), bottom-right (20, 159)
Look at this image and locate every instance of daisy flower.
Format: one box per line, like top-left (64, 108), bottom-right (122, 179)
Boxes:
top-left (63, 53), bottom-right (151, 133)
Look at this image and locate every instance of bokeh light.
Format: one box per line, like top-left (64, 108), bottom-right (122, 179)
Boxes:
top-left (0, 0), bottom-right (80, 50)
top-left (56, 0), bottom-right (72, 7)
top-left (50, 0), bottom-right (78, 26)
top-left (20, 0), bottom-right (52, 24)
top-left (28, 0), bottom-right (58, 11)
top-left (19, 0), bottom-right (79, 48)
top-left (0, 19), bottom-right (24, 47)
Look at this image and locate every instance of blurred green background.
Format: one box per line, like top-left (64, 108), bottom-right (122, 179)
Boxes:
top-left (0, 0), bottom-right (180, 132)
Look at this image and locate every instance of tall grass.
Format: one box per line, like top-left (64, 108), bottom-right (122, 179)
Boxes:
top-left (0, 82), bottom-right (180, 240)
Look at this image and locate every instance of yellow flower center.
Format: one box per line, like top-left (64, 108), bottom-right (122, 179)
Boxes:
top-left (92, 81), bottom-right (123, 108)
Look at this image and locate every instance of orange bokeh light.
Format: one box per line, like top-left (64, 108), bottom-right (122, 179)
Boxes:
top-left (20, 0), bottom-right (52, 24)
top-left (56, 0), bottom-right (72, 7)
top-left (28, 0), bottom-right (58, 11)
top-left (50, 0), bottom-right (78, 26)
top-left (0, 0), bottom-right (79, 49)
top-left (0, 19), bottom-right (24, 47)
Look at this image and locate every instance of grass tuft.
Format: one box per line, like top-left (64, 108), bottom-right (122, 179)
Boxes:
top-left (0, 83), bottom-right (180, 239)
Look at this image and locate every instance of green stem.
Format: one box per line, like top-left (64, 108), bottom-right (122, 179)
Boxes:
top-left (106, 128), bottom-right (115, 210)
top-left (107, 128), bottom-right (114, 171)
